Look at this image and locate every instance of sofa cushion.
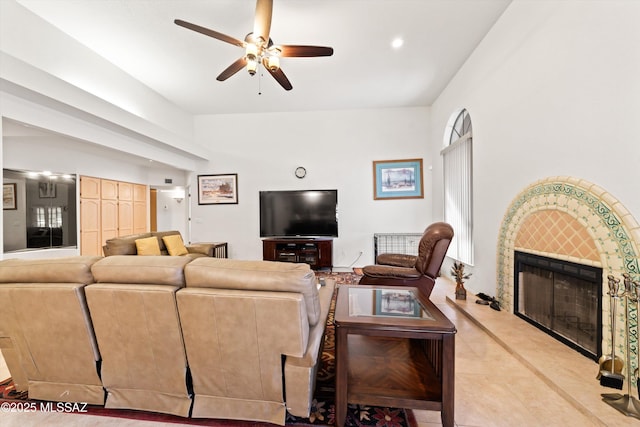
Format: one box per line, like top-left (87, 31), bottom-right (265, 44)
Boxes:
top-left (91, 256), bottom-right (191, 287)
top-left (153, 231), bottom-right (183, 254)
top-left (184, 258), bottom-right (322, 326)
top-left (0, 256), bottom-right (102, 284)
top-left (163, 234), bottom-right (189, 256)
top-left (135, 237), bottom-right (161, 256)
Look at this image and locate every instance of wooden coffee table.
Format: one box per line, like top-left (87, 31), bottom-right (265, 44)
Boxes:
top-left (334, 285), bottom-right (456, 427)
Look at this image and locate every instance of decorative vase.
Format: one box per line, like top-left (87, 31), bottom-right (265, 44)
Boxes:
top-left (455, 281), bottom-right (467, 300)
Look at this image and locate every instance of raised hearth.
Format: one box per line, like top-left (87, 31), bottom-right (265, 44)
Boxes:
top-left (445, 280), bottom-right (635, 427)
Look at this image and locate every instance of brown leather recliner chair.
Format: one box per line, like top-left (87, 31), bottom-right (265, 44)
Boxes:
top-left (359, 222), bottom-right (454, 297)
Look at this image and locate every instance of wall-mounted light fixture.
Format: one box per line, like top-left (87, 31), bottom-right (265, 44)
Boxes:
top-left (160, 187), bottom-right (186, 203)
top-left (172, 188), bottom-right (185, 203)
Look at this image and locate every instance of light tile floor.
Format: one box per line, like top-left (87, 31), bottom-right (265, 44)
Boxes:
top-left (0, 278), bottom-right (637, 426)
top-left (414, 279), bottom-right (638, 427)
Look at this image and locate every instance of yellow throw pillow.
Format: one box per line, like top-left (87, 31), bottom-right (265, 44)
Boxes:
top-left (135, 236), bottom-right (161, 256)
top-left (162, 234), bottom-right (189, 256)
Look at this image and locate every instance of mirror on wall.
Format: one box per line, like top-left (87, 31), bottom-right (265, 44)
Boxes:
top-left (3, 168), bottom-right (77, 252)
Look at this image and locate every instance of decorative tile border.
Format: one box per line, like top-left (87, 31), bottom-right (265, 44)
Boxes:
top-left (496, 177), bottom-right (639, 377)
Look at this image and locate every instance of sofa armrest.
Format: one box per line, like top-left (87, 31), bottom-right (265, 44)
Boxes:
top-left (186, 243), bottom-right (214, 257)
top-left (283, 281), bottom-right (335, 417)
top-left (375, 253), bottom-right (417, 267)
top-left (187, 242), bottom-right (228, 258)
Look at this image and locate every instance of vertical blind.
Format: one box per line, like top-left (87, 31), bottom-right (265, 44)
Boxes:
top-left (442, 135), bottom-right (473, 265)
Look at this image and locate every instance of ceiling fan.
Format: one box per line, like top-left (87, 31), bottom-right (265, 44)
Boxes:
top-left (175, 0), bottom-right (334, 91)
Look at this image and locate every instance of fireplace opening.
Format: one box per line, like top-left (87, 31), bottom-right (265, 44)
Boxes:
top-left (514, 251), bottom-right (602, 361)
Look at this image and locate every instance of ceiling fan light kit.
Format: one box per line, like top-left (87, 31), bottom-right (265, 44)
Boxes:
top-left (175, 0), bottom-right (333, 91)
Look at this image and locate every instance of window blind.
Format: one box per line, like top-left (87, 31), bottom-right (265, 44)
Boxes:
top-left (442, 135), bottom-right (473, 265)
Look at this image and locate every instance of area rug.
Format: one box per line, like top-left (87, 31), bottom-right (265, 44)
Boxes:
top-left (0, 271), bottom-right (417, 427)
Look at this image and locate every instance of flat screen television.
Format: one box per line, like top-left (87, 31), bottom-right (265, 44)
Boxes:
top-left (259, 190), bottom-right (338, 238)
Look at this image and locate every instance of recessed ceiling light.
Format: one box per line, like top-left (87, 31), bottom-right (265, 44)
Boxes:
top-left (391, 37), bottom-right (404, 49)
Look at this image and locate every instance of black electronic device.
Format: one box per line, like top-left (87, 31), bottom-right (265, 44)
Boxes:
top-left (259, 189), bottom-right (338, 238)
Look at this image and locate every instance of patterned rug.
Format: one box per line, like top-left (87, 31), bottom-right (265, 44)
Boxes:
top-left (0, 271), bottom-right (417, 427)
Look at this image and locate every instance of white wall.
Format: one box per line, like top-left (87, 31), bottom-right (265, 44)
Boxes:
top-left (155, 187), bottom-right (189, 235)
top-left (191, 107), bottom-right (432, 268)
top-left (429, 0), bottom-right (640, 295)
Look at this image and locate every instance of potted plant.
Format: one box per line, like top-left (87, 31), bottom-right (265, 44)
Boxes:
top-left (450, 260), bottom-right (471, 300)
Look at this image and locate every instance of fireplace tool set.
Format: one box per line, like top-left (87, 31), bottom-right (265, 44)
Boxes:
top-left (599, 273), bottom-right (640, 419)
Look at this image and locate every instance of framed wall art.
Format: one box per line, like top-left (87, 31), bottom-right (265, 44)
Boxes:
top-left (373, 158), bottom-right (424, 200)
top-left (38, 181), bottom-right (56, 198)
top-left (3, 183), bottom-right (17, 210)
top-left (197, 174), bottom-right (238, 205)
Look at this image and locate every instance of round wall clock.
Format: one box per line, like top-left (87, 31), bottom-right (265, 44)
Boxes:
top-left (295, 166), bottom-right (307, 179)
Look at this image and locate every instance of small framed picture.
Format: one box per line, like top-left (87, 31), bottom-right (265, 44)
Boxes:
top-left (373, 158), bottom-right (424, 200)
top-left (197, 174), bottom-right (238, 205)
top-left (39, 181), bottom-right (56, 198)
top-left (3, 183), bottom-right (17, 210)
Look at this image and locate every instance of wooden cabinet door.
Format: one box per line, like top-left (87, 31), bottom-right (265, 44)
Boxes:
top-left (118, 200), bottom-right (133, 236)
top-left (101, 180), bottom-right (119, 242)
top-left (80, 197), bottom-right (101, 255)
top-left (133, 184), bottom-right (148, 234)
top-left (101, 199), bottom-right (118, 243)
top-left (117, 182), bottom-right (134, 236)
top-left (101, 179), bottom-right (118, 200)
top-left (80, 176), bottom-right (101, 255)
top-left (80, 176), bottom-right (101, 199)
top-left (133, 184), bottom-right (147, 202)
top-left (118, 182), bottom-right (133, 201)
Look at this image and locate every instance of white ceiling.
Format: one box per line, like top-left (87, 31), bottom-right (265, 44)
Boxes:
top-left (15, 0), bottom-right (512, 116)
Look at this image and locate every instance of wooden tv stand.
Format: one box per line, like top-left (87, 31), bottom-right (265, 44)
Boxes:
top-left (262, 238), bottom-right (333, 270)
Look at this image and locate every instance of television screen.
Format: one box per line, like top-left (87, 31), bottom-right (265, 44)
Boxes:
top-left (259, 190), bottom-right (338, 238)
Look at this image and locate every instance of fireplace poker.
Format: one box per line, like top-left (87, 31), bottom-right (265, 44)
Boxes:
top-left (599, 275), bottom-right (624, 389)
top-left (602, 277), bottom-right (640, 419)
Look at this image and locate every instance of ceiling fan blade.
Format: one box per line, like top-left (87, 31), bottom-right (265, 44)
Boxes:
top-left (217, 57), bottom-right (248, 81)
top-left (262, 59), bottom-right (292, 91)
top-left (278, 45), bottom-right (334, 57)
top-left (253, 0), bottom-right (273, 43)
top-left (175, 19), bottom-right (244, 48)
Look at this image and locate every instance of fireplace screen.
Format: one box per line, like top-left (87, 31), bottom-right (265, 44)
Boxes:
top-left (514, 251), bottom-right (602, 360)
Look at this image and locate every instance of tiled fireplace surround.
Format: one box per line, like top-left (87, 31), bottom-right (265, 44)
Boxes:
top-left (496, 176), bottom-right (640, 380)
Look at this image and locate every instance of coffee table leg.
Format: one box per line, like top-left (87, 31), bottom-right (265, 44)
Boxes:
top-left (335, 326), bottom-right (348, 427)
top-left (441, 334), bottom-right (455, 427)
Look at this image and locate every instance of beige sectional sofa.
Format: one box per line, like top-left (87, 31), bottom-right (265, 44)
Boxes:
top-left (0, 255), bottom-right (334, 425)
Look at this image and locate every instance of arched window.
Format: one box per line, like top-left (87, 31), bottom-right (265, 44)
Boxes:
top-left (441, 109), bottom-right (473, 265)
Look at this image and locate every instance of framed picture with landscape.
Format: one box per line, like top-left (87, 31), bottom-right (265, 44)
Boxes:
top-left (373, 158), bottom-right (424, 200)
top-left (197, 174), bottom-right (238, 205)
